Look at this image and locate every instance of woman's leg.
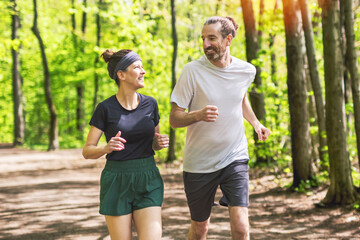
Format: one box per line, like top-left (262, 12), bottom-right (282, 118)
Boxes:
top-left (133, 206), bottom-right (162, 240)
top-left (105, 214), bottom-right (133, 240)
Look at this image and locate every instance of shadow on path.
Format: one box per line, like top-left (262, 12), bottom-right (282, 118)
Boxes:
top-left (0, 149), bottom-right (359, 239)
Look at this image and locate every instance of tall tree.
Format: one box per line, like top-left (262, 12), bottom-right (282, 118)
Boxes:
top-left (339, 0), bottom-right (352, 136)
top-left (342, 0), bottom-right (360, 168)
top-left (282, 0), bottom-right (313, 188)
top-left (306, 68), bottom-right (320, 162)
top-left (299, 0), bottom-right (327, 169)
top-left (11, 0), bottom-right (25, 146)
top-left (167, 0), bottom-right (177, 163)
top-left (320, 0), bottom-right (358, 204)
top-left (240, 0), bottom-right (268, 164)
top-left (31, 0), bottom-right (59, 150)
top-left (93, 0), bottom-right (103, 110)
top-left (70, 0), bottom-right (77, 48)
top-left (258, 0), bottom-right (265, 47)
top-left (268, 0), bottom-right (281, 140)
top-left (76, 0), bottom-right (87, 139)
top-left (215, 0), bottom-right (222, 14)
top-left (269, 0), bottom-right (280, 86)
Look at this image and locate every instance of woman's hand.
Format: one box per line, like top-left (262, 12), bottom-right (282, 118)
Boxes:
top-left (104, 131), bottom-right (127, 153)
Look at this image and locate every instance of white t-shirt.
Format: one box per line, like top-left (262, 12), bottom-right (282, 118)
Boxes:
top-left (171, 55), bottom-right (256, 173)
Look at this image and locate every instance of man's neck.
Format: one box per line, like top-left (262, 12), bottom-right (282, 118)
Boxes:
top-left (209, 50), bottom-right (231, 68)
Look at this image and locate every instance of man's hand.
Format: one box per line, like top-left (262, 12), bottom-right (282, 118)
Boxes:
top-left (255, 125), bottom-right (271, 141)
top-left (198, 105), bottom-right (219, 122)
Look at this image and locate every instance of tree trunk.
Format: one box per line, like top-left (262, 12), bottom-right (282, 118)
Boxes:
top-left (81, 0), bottom-right (87, 35)
top-left (71, 0), bottom-right (77, 48)
top-left (339, 0), bottom-right (352, 137)
top-left (76, 0), bottom-right (87, 139)
top-left (11, 0), bottom-right (25, 146)
top-left (305, 62), bottom-right (319, 162)
top-left (282, 0), bottom-right (313, 188)
top-left (240, 0), bottom-right (268, 164)
top-left (270, 0), bottom-right (280, 85)
top-left (299, 0), bottom-right (328, 170)
top-left (320, 0), bottom-right (358, 205)
top-left (342, 0), bottom-right (360, 169)
top-left (31, 0), bottom-right (59, 151)
top-left (215, 0), bottom-right (222, 14)
top-left (269, 0), bottom-right (280, 140)
top-left (167, 0), bottom-right (177, 163)
top-left (93, 0), bottom-right (103, 110)
top-left (258, 0), bottom-right (264, 47)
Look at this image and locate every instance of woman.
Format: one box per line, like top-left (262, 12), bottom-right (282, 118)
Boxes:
top-left (83, 49), bottom-right (169, 240)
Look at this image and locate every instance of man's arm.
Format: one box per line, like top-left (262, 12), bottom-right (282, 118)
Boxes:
top-left (169, 102), bottom-right (219, 128)
top-left (242, 93), bottom-right (271, 141)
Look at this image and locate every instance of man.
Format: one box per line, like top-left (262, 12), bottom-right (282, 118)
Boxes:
top-left (169, 16), bottom-right (270, 240)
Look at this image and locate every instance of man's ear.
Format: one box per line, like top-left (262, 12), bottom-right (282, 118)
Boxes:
top-left (226, 34), bottom-right (233, 46)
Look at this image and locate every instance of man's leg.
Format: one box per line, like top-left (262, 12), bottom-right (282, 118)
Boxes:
top-left (188, 218), bottom-right (210, 240)
top-left (183, 171), bottom-right (220, 240)
top-left (228, 206), bottom-right (249, 240)
top-left (219, 160), bottom-right (249, 239)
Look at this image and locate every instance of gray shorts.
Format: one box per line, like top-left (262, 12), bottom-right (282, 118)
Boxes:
top-left (183, 160), bottom-right (249, 222)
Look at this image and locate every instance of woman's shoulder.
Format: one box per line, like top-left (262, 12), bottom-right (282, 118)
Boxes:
top-left (94, 95), bottom-right (117, 112)
top-left (139, 93), bottom-right (157, 103)
top-left (98, 95), bottom-right (117, 106)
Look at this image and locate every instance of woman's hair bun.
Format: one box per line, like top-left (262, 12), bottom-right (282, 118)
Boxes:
top-left (101, 49), bottom-right (114, 63)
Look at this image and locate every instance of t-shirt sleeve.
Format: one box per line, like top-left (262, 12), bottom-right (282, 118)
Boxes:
top-left (248, 63), bottom-right (256, 86)
top-left (89, 102), bottom-right (106, 131)
top-left (170, 64), bottom-right (194, 109)
top-left (153, 99), bottom-right (160, 126)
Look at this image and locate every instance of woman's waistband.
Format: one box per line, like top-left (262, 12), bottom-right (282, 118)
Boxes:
top-left (104, 156), bottom-right (156, 172)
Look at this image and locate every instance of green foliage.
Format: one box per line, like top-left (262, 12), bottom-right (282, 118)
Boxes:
top-left (294, 179), bottom-right (319, 194)
top-left (352, 166), bottom-right (360, 188)
top-left (0, 0), bottom-right (359, 169)
top-left (353, 203), bottom-right (359, 211)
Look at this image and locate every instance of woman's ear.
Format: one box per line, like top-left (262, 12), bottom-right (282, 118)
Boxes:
top-left (117, 71), bottom-right (125, 81)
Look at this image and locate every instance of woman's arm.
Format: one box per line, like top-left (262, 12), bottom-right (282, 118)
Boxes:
top-left (152, 125), bottom-right (169, 151)
top-left (82, 126), bottom-right (126, 159)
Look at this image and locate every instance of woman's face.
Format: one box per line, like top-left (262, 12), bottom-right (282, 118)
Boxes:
top-left (122, 60), bottom-right (146, 89)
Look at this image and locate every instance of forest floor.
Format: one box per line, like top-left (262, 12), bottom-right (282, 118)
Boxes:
top-left (0, 148), bottom-right (359, 240)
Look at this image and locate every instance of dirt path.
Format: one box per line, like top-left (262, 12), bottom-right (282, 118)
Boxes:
top-left (0, 148), bottom-right (359, 240)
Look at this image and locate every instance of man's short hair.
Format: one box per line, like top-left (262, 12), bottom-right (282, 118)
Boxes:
top-left (203, 16), bottom-right (239, 38)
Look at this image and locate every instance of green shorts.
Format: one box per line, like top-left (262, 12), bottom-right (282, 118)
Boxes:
top-left (99, 156), bottom-right (164, 216)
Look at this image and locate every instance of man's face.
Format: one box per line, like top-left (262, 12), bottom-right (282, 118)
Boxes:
top-left (201, 22), bottom-right (227, 62)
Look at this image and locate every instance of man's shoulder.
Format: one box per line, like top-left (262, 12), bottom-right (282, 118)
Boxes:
top-left (184, 57), bottom-right (204, 68)
top-left (231, 56), bottom-right (255, 70)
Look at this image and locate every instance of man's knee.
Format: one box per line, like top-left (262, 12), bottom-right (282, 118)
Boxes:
top-left (229, 206), bottom-right (249, 239)
top-left (231, 221), bottom-right (249, 236)
top-left (188, 220), bottom-right (209, 239)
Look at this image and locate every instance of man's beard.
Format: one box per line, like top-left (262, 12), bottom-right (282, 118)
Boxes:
top-left (204, 45), bottom-right (226, 62)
